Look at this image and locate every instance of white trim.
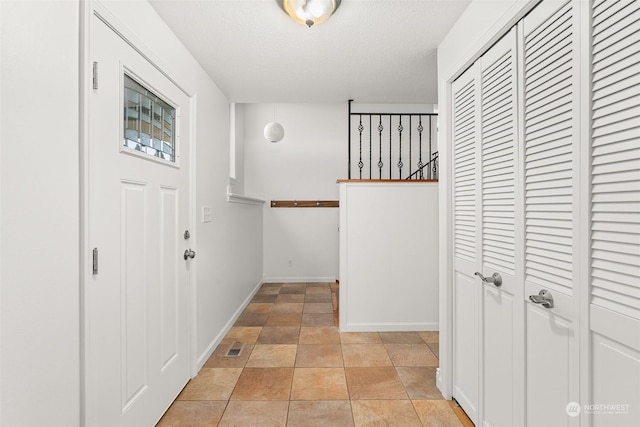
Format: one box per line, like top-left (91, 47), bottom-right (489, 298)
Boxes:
top-left (226, 191), bottom-right (265, 206)
top-left (263, 276), bottom-right (336, 283)
top-left (340, 322), bottom-right (439, 332)
top-left (195, 280), bottom-right (263, 371)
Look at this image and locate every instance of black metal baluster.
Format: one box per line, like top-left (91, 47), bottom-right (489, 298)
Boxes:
top-left (358, 115), bottom-right (364, 179)
top-left (378, 116), bottom-right (383, 179)
top-left (389, 116), bottom-right (392, 179)
top-left (417, 117), bottom-right (424, 179)
top-left (369, 115), bottom-right (372, 179)
top-left (348, 100), bottom-right (352, 179)
top-left (397, 116), bottom-right (403, 178)
top-left (408, 116), bottom-right (412, 180)
top-left (428, 117), bottom-right (432, 180)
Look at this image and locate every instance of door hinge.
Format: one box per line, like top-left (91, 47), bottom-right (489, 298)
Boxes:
top-left (92, 61), bottom-right (98, 90)
top-left (92, 248), bottom-right (99, 275)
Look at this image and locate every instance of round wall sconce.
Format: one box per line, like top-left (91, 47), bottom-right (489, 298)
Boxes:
top-left (264, 122), bottom-right (285, 143)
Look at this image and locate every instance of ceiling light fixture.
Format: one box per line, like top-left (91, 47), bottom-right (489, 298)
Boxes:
top-left (264, 105), bottom-right (285, 143)
top-left (276, 0), bottom-right (341, 28)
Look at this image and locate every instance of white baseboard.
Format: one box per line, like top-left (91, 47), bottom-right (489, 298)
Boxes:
top-left (195, 280), bottom-right (263, 371)
top-left (342, 322), bottom-right (439, 332)
top-left (263, 276), bottom-right (337, 283)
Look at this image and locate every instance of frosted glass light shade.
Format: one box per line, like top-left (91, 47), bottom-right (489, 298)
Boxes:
top-left (276, 0), bottom-right (341, 27)
top-left (264, 122), bottom-right (285, 143)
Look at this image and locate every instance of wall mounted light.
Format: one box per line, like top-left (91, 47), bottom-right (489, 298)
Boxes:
top-left (264, 122), bottom-right (285, 143)
top-left (276, 0), bottom-right (342, 28)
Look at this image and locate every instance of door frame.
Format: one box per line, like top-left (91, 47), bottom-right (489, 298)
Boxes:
top-left (439, 1), bottom-right (593, 426)
top-left (79, 1), bottom-right (198, 424)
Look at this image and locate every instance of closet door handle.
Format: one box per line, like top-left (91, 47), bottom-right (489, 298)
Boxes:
top-left (474, 272), bottom-right (502, 287)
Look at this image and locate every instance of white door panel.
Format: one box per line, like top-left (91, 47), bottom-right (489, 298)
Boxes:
top-left (452, 62), bottom-right (481, 424)
top-left (87, 15), bottom-right (191, 427)
top-left (479, 26), bottom-right (519, 427)
top-left (526, 304), bottom-right (574, 427)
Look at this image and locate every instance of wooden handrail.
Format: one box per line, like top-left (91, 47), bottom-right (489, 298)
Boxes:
top-left (270, 200), bottom-right (339, 208)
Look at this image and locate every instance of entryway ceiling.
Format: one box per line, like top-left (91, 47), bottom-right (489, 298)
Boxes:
top-left (148, 0), bottom-right (471, 104)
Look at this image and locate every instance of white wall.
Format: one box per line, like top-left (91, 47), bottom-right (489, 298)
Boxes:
top-left (339, 182), bottom-right (439, 331)
top-left (244, 103), bottom-right (346, 282)
top-left (0, 1), bottom-right (81, 426)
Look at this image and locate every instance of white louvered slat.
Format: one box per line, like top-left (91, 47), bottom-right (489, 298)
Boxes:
top-left (454, 78), bottom-right (477, 262)
top-left (482, 43), bottom-right (516, 274)
top-left (591, 0), bottom-right (640, 320)
top-left (524, 1), bottom-right (574, 295)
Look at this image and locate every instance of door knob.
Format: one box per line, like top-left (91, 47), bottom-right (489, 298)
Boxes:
top-left (183, 249), bottom-right (196, 260)
top-left (529, 289), bottom-right (554, 308)
top-left (474, 272), bottom-right (502, 287)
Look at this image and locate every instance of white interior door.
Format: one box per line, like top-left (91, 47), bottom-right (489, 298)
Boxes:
top-left (479, 27), bottom-right (522, 427)
top-left (86, 15), bottom-right (192, 427)
top-left (451, 62), bottom-right (481, 424)
top-left (522, 1), bottom-right (579, 425)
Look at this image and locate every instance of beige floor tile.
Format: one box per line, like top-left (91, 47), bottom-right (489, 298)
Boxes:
top-left (257, 326), bottom-right (300, 344)
top-left (177, 368), bottom-right (242, 401)
top-left (379, 332), bottom-right (425, 344)
top-left (428, 342), bottom-right (439, 359)
top-left (279, 286), bottom-right (306, 294)
top-left (257, 287), bottom-right (281, 295)
top-left (276, 294), bottom-right (305, 303)
top-left (345, 367), bottom-right (408, 400)
top-left (218, 401), bottom-right (288, 427)
top-left (246, 344), bottom-right (297, 367)
top-left (230, 368), bottom-right (293, 401)
top-left (157, 401), bottom-right (226, 427)
top-left (287, 401), bottom-right (354, 426)
top-left (271, 303), bottom-right (304, 313)
top-left (418, 331), bottom-right (440, 344)
top-left (341, 344), bottom-right (392, 367)
top-left (351, 400), bottom-right (421, 426)
top-left (339, 332), bottom-right (382, 344)
top-left (295, 344), bottom-right (343, 367)
top-left (305, 294), bottom-right (332, 303)
top-left (252, 294), bottom-right (279, 303)
top-left (290, 368), bottom-right (349, 400)
top-left (396, 367), bottom-right (443, 400)
top-left (305, 287), bottom-right (331, 294)
top-left (385, 344), bottom-right (439, 367)
top-left (204, 343), bottom-right (253, 368)
top-left (303, 302), bottom-right (333, 313)
top-left (235, 312), bottom-right (269, 327)
top-left (243, 303), bottom-right (273, 314)
top-left (265, 313), bottom-right (302, 327)
top-left (224, 327), bottom-right (262, 345)
top-left (412, 400), bottom-right (464, 427)
top-left (301, 313), bottom-right (334, 327)
top-left (299, 327), bottom-right (340, 344)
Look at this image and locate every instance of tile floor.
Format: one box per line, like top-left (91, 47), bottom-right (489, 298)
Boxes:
top-left (157, 282), bottom-right (473, 427)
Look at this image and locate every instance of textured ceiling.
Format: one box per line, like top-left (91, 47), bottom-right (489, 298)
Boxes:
top-left (149, 0), bottom-right (471, 104)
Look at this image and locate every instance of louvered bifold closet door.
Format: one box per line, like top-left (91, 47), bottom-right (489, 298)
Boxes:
top-left (590, 1), bottom-right (640, 425)
top-left (479, 27), bottom-right (520, 427)
top-left (522, 1), bottom-right (580, 425)
top-left (451, 65), bottom-right (480, 424)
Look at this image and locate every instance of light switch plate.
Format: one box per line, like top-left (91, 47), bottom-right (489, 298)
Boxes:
top-left (202, 206), bottom-right (212, 223)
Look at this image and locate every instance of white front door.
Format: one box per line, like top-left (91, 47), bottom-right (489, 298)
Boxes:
top-left (86, 15), bottom-right (192, 427)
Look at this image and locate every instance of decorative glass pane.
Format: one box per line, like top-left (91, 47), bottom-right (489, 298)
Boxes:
top-left (123, 74), bottom-right (176, 162)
